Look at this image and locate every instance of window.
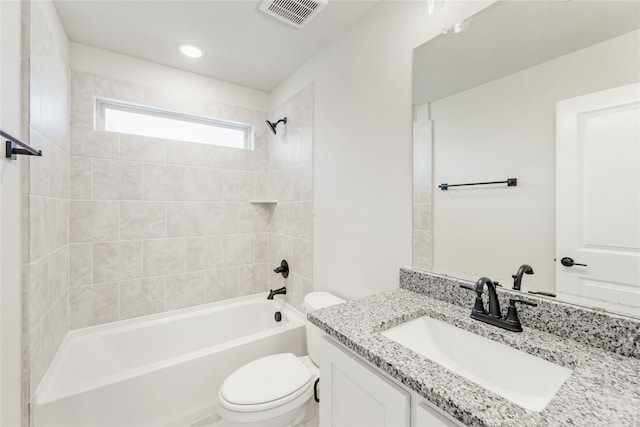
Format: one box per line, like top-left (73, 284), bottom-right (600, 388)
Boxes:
top-left (96, 98), bottom-right (253, 150)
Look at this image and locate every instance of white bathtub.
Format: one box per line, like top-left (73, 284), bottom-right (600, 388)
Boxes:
top-left (33, 294), bottom-right (306, 426)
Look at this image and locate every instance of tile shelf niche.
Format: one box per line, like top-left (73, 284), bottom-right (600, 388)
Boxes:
top-left (249, 200), bottom-right (278, 204)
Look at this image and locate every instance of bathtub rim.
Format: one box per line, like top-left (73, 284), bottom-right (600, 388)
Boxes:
top-left (34, 293), bottom-right (305, 404)
top-left (67, 292), bottom-right (303, 339)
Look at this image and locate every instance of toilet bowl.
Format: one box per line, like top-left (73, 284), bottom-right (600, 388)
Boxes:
top-left (217, 292), bottom-right (345, 426)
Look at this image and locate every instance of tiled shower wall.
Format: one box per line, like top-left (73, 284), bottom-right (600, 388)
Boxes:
top-left (22, 0), bottom-right (70, 418)
top-left (412, 103), bottom-right (433, 270)
top-left (268, 85), bottom-right (314, 311)
top-left (18, 4), bottom-right (315, 423)
top-left (67, 70), bottom-right (272, 328)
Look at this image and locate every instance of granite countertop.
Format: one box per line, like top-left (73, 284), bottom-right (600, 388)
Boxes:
top-left (308, 289), bottom-right (640, 426)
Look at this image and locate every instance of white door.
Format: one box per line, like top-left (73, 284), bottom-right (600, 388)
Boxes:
top-left (556, 83), bottom-right (640, 317)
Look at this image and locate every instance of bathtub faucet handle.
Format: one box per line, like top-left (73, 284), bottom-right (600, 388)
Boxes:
top-left (267, 286), bottom-right (287, 300)
top-left (273, 260), bottom-right (289, 278)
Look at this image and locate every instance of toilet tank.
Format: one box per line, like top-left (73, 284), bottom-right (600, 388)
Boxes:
top-left (304, 292), bottom-right (345, 365)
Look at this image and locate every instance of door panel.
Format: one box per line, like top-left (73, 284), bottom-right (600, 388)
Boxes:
top-left (581, 104), bottom-right (639, 249)
top-left (556, 83), bottom-right (640, 317)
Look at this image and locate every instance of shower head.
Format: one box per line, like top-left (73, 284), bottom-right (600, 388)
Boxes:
top-left (266, 117), bottom-right (287, 135)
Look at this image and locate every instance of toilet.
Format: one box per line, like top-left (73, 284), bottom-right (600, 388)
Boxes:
top-left (217, 292), bottom-right (345, 427)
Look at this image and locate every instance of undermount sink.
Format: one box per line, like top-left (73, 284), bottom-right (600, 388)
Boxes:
top-left (380, 316), bottom-right (572, 412)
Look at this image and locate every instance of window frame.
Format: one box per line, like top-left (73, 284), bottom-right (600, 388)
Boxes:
top-left (95, 97), bottom-right (254, 150)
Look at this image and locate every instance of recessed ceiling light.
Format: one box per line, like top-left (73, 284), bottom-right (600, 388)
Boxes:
top-left (179, 44), bottom-right (203, 58)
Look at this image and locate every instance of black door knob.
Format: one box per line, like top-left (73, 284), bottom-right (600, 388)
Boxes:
top-left (560, 257), bottom-right (587, 267)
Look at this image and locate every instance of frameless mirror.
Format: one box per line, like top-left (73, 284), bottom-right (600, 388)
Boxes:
top-left (412, 0), bottom-right (640, 317)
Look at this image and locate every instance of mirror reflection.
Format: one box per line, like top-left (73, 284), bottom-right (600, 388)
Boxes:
top-left (412, 0), bottom-right (640, 317)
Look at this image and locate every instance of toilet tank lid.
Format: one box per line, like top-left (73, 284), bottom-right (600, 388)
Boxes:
top-left (304, 292), bottom-right (345, 312)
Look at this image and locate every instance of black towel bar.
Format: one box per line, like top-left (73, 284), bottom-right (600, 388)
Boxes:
top-left (2, 129), bottom-right (42, 160)
top-left (439, 178), bottom-right (517, 191)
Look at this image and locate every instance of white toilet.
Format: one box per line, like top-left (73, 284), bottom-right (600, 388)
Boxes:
top-left (217, 292), bottom-right (345, 427)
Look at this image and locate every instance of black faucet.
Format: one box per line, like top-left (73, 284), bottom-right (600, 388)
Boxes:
top-left (473, 277), bottom-right (502, 318)
top-left (511, 264), bottom-right (534, 290)
top-left (267, 286), bottom-right (287, 300)
top-left (461, 277), bottom-right (537, 332)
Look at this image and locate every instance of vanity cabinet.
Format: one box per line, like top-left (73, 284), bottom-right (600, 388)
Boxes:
top-left (319, 337), bottom-right (409, 426)
top-left (414, 403), bottom-right (464, 427)
top-left (319, 337), bottom-right (464, 427)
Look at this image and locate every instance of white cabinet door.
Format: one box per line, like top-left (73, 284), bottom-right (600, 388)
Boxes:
top-left (320, 337), bottom-right (410, 427)
top-left (556, 83), bottom-right (640, 316)
top-left (414, 402), bottom-right (464, 427)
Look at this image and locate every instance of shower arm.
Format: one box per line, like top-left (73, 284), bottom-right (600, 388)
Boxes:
top-left (266, 117), bottom-right (287, 135)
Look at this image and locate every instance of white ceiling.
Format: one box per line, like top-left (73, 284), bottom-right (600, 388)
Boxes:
top-left (413, 0), bottom-right (640, 104)
top-left (53, 0), bottom-right (378, 92)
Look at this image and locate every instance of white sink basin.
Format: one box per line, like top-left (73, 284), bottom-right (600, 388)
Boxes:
top-left (381, 316), bottom-right (572, 411)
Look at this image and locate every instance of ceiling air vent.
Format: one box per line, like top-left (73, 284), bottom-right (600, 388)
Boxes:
top-left (259, 0), bottom-right (328, 29)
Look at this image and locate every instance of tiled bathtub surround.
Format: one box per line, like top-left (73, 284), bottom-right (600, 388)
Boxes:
top-left (267, 85), bottom-right (314, 311)
top-left (412, 103), bottom-right (433, 271)
top-left (400, 267), bottom-right (640, 358)
top-left (22, 0), bottom-right (70, 417)
top-left (68, 70), bottom-right (272, 329)
top-left (308, 290), bottom-right (640, 426)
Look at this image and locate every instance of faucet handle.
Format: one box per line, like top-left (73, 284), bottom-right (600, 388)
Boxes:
top-left (528, 291), bottom-right (556, 298)
top-left (504, 298), bottom-right (537, 331)
top-left (460, 284), bottom-right (486, 315)
top-left (509, 298), bottom-right (537, 307)
top-left (273, 260), bottom-right (289, 278)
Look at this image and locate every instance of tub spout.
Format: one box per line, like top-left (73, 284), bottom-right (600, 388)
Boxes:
top-left (267, 287), bottom-right (287, 300)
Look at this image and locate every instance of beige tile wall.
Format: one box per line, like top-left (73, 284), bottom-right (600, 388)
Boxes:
top-left (268, 85), bottom-right (314, 311)
top-left (22, 0), bottom-right (70, 420)
top-left (412, 103), bottom-right (433, 270)
top-left (68, 70), bottom-right (272, 328)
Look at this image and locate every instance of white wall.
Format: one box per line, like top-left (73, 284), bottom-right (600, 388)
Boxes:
top-left (270, 1), bottom-right (494, 299)
top-left (70, 43), bottom-right (269, 112)
top-left (1, 1), bottom-right (25, 424)
top-left (430, 29), bottom-right (640, 292)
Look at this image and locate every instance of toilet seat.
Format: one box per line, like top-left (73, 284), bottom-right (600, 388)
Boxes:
top-left (218, 353), bottom-right (314, 413)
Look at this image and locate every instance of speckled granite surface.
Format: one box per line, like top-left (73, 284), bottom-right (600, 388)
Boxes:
top-left (399, 268), bottom-right (640, 358)
top-left (308, 289), bottom-right (640, 426)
